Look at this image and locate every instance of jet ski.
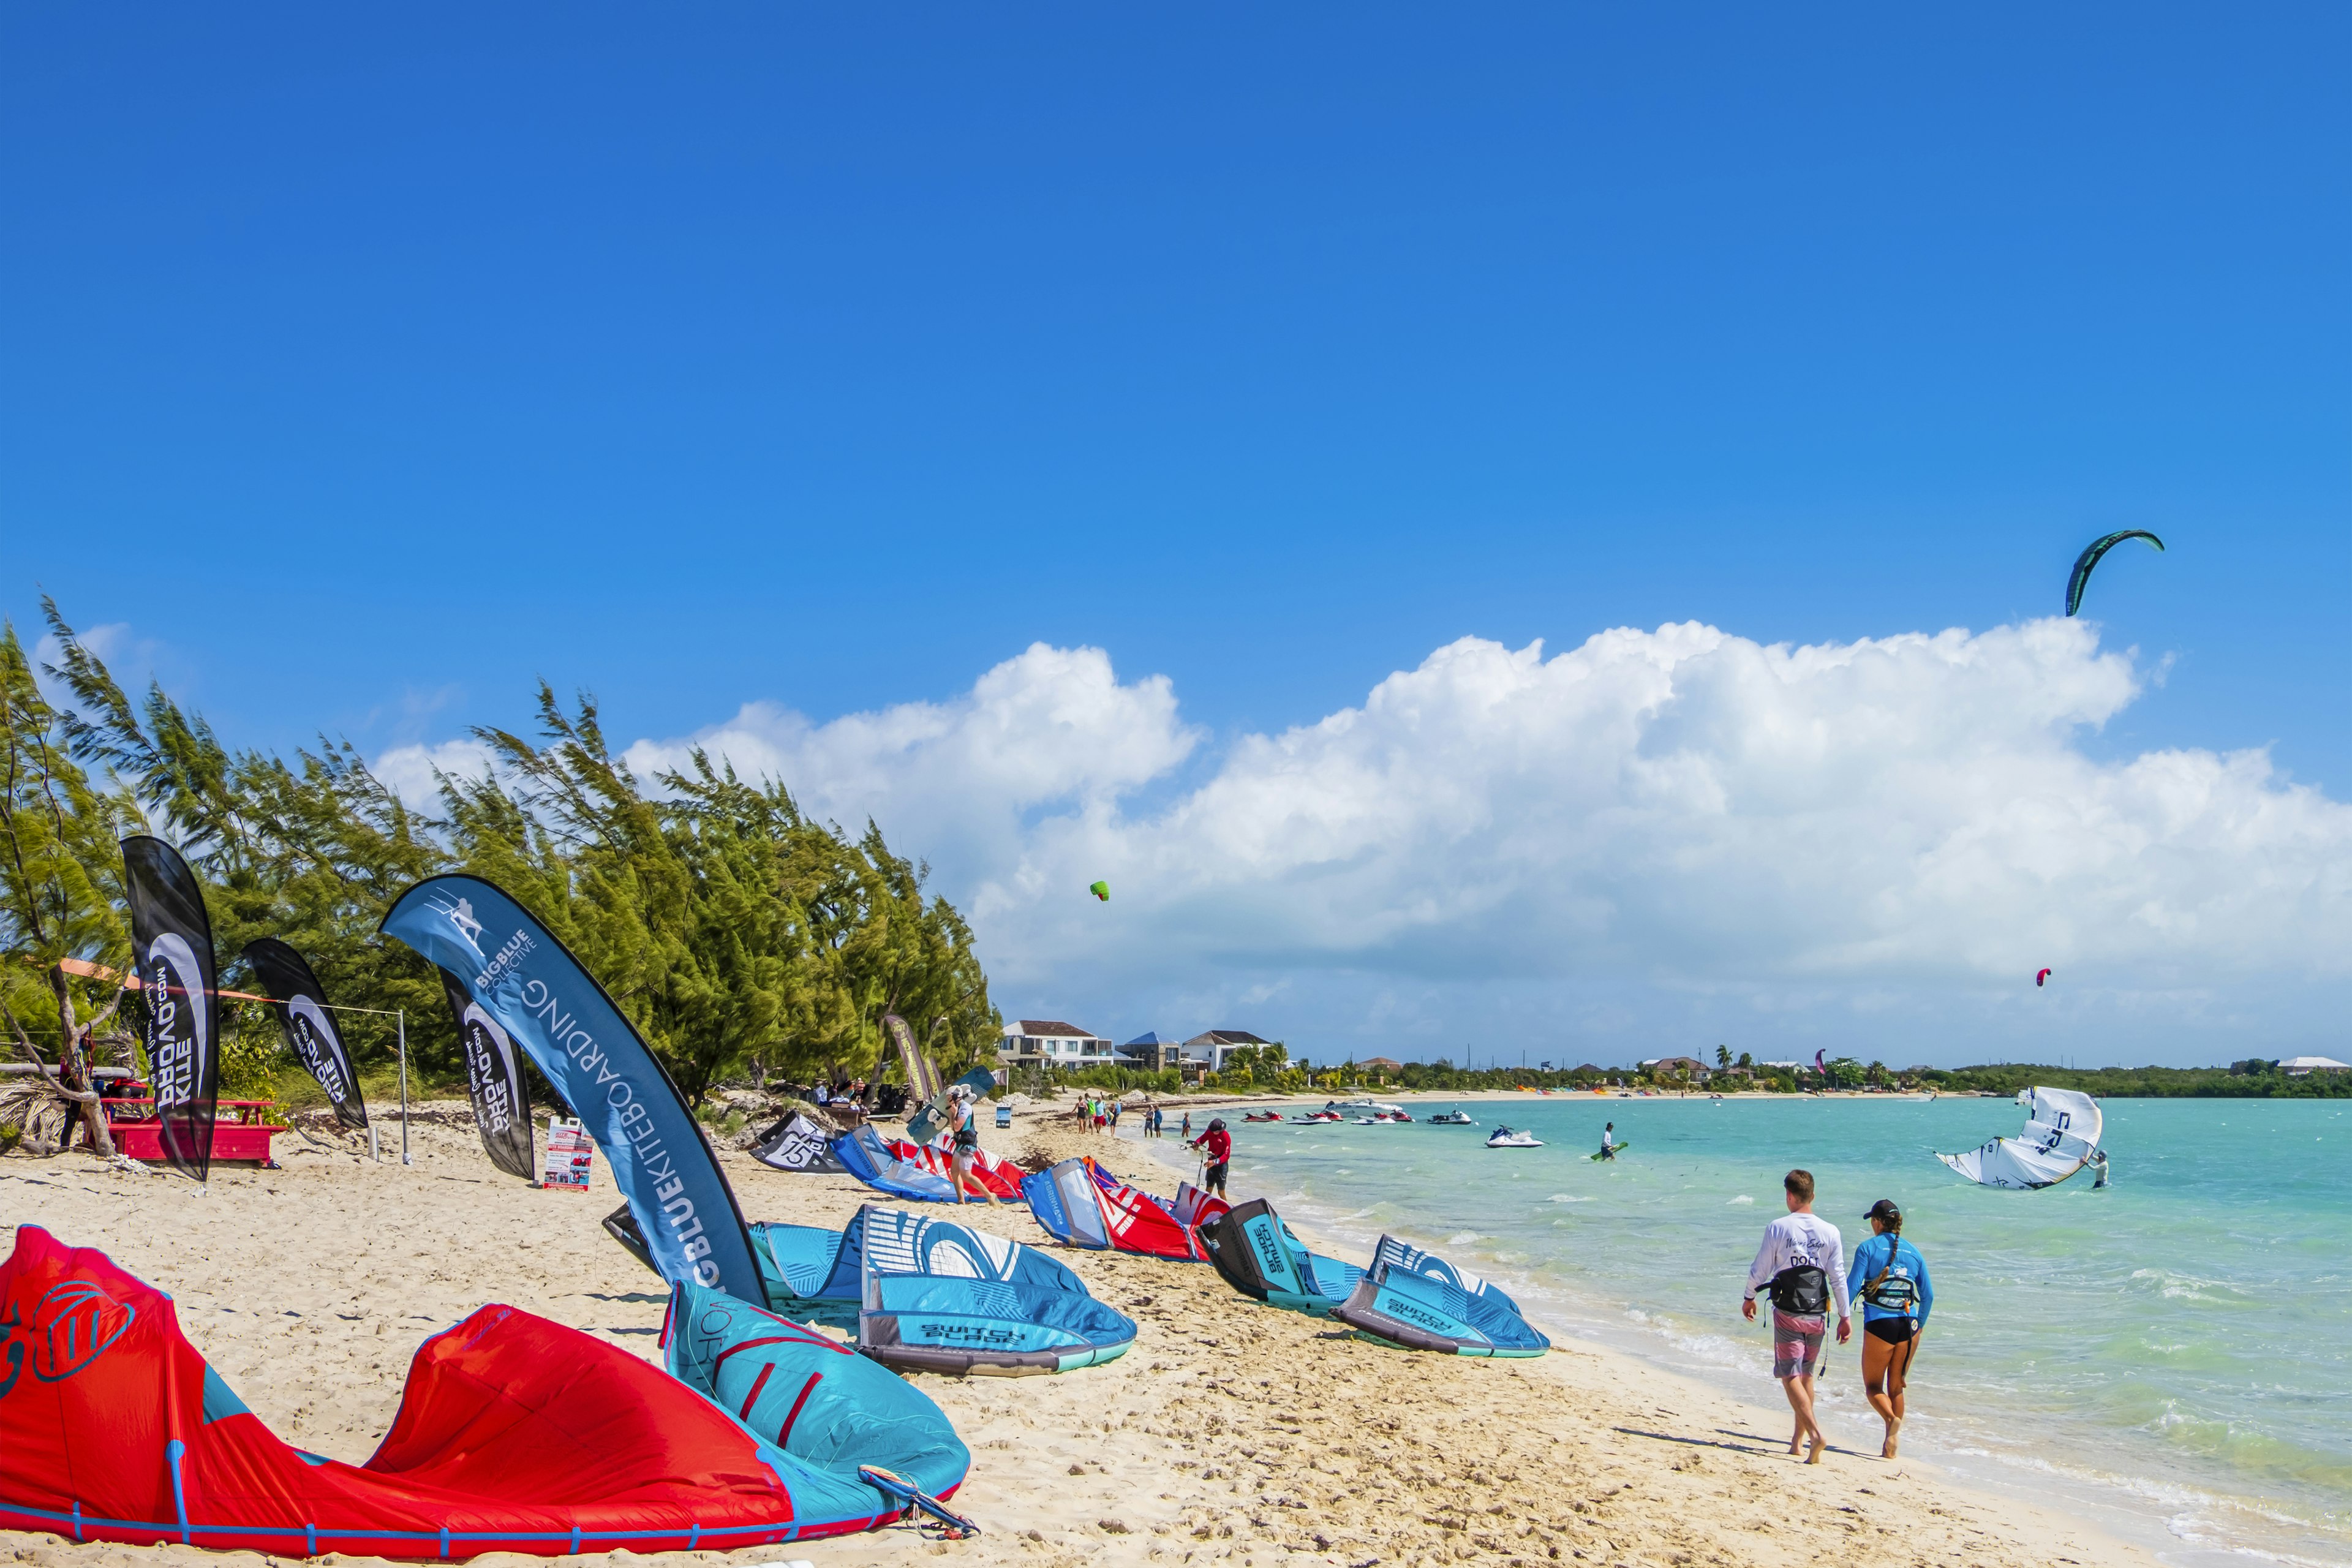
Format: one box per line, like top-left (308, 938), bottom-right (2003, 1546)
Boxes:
top-left (1242, 1112), bottom-right (1285, 1122)
top-left (1485, 1126), bottom-right (1543, 1148)
top-left (1425, 1109), bottom-right (1476, 1125)
top-left (1294, 1110), bottom-right (1344, 1123)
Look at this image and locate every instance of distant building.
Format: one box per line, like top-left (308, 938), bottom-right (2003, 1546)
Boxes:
top-left (1354, 1055), bottom-right (1404, 1076)
top-left (2280, 1055), bottom-right (2350, 1076)
top-left (1182, 1030), bottom-right (1275, 1074)
top-left (999, 1020), bottom-right (1115, 1070)
top-left (1121, 1030), bottom-right (1182, 1072)
top-left (1647, 1055), bottom-right (1708, 1078)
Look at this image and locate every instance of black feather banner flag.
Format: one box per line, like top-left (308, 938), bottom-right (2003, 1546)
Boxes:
top-left (121, 835), bottom-right (219, 1183)
top-left (435, 967), bottom-right (537, 1180)
top-left (242, 938), bottom-right (368, 1130)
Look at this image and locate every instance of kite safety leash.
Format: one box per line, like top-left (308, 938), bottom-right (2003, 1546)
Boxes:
top-left (860, 1464), bottom-right (982, 1538)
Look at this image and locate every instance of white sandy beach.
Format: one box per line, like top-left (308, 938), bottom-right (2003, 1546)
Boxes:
top-left (1, 1100), bottom-right (2157, 1568)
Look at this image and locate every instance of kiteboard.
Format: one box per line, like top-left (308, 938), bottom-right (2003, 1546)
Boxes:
top-left (1587, 1142), bottom-right (1629, 1161)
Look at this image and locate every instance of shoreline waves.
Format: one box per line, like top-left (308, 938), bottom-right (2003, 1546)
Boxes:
top-left (1172, 1090), bottom-right (2351, 1568)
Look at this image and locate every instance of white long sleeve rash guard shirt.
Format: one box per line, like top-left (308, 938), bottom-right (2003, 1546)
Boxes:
top-left (1745, 1212), bottom-right (1852, 1321)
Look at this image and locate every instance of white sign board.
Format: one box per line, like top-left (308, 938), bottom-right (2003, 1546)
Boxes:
top-left (540, 1116), bottom-right (596, 1192)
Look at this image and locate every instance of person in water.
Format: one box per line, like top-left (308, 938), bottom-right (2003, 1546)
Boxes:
top-left (944, 1084), bottom-right (996, 1205)
top-left (1742, 1168), bottom-right (1851, 1464)
top-left (1189, 1117), bottom-right (1233, 1197)
top-left (1846, 1198), bottom-right (1931, 1458)
top-left (1597, 1121), bottom-right (1616, 1160)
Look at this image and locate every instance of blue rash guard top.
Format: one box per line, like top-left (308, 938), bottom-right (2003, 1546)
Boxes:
top-left (1845, 1233), bottom-right (1932, 1324)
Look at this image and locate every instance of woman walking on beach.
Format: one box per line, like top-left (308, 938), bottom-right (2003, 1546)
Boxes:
top-left (1847, 1199), bottom-right (1932, 1458)
top-left (946, 1084), bottom-right (995, 1205)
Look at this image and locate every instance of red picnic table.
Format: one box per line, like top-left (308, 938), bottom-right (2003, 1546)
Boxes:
top-left (97, 1088), bottom-right (285, 1168)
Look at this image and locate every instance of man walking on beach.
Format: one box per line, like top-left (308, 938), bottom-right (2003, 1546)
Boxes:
top-left (1741, 1168), bottom-right (1850, 1464)
top-left (1189, 1117), bottom-right (1232, 1198)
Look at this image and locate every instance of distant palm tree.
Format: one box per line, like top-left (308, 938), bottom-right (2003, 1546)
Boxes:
top-left (1716, 1044), bottom-right (1732, 1069)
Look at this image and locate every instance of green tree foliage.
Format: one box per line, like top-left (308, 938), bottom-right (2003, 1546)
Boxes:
top-left (0, 620), bottom-right (143, 1152)
top-left (21, 605), bottom-right (997, 1110)
top-left (1920, 1061), bottom-right (2352, 1099)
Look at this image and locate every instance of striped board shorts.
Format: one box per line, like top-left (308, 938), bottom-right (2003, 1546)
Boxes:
top-left (1772, 1311), bottom-right (1827, 1379)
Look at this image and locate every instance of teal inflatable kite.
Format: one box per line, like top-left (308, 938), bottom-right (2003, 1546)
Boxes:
top-left (2065, 530), bottom-right (2164, 616)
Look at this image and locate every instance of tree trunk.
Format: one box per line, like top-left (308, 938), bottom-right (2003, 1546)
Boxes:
top-left (48, 965), bottom-right (116, 1159)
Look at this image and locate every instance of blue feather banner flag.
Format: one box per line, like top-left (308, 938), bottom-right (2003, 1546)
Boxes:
top-left (379, 874), bottom-right (763, 1300)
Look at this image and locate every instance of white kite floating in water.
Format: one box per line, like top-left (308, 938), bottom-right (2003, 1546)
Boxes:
top-left (1935, 1086), bottom-right (2105, 1189)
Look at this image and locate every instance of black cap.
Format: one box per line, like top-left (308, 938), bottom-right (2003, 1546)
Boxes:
top-left (1863, 1199), bottom-right (1902, 1223)
top-left (1207, 1117), bottom-right (1226, 1132)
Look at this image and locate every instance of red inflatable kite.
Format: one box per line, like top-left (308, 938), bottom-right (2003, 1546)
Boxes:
top-left (884, 1134), bottom-right (1027, 1200)
top-left (0, 1226), bottom-right (958, 1558)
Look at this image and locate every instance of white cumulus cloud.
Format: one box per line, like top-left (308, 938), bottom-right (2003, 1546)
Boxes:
top-left (371, 737), bottom-right (502, 807)
top-left (386, 620), bottom-right (2352, 1065)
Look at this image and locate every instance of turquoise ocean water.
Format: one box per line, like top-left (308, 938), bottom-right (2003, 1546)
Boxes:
top-left (1149, 1095), bottom-right (2352, 1566)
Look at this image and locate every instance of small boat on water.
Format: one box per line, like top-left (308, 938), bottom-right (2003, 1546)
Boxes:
top-left (1326, 1097), bottom-right (1406, 1117)
top-left (1485, 1126), bottom-right (1543, 1148)
top-left (1425, 1109), bottom-right (1476, 1125)
top-left (1242, 1112), bottom-right (1285, 1122)
top-left (1294, 1110), bottom-right (1344, 1123)
top-left (1351, 1111), bottom-right (1413, 1124)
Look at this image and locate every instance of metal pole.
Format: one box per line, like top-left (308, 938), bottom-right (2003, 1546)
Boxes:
top-left (398, 1008), bottom-right (411, 1166)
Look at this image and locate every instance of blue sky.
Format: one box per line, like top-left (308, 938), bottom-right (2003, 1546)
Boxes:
top-left (5, 7), bottom-right (2347, 1065)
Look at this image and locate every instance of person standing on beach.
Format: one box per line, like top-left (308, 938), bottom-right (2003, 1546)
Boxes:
top-left (944, 1084), bottom-right (995, 1205)
top-left (1189, 1117), bottom-right (1232, 1197)
top-left (1741, 1168), bottom-right (1851, 1464)
top-left (1180, 1110), bottom-right (1192, 1140)
top-left (1846, 1199), bottom-right (1931, 1458)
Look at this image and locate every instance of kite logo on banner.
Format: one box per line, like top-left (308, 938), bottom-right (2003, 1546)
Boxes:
top-left (241, 938), bottom-right (368, 1129)
top-left (121, 837), bottom-right (219, 1184)
top-left (424, 894), bottom-right (489, 955)
top-left (435, 967), bottom-right (537, 1182)
top-left (380, 875), bottom-right (762, 1299)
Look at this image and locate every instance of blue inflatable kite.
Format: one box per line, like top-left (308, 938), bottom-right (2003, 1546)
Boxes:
top-left (1329, 1234), bottom-right (1551, 1357)
top-left (1200, 1199), bottom-right (1365, 1317)
top-left (665, 1275), bottom-right (971, 1499)
top-left (833, 1125), bottom-right (968, 1204)
top-left (751, 1207), bottom-right (1136, 1375)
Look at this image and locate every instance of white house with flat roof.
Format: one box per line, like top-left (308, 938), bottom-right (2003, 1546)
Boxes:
top-left (2280, 1055), bottom-right (2349, 1076)
top-left (998, 1020), bottom-right (1115, 1070)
